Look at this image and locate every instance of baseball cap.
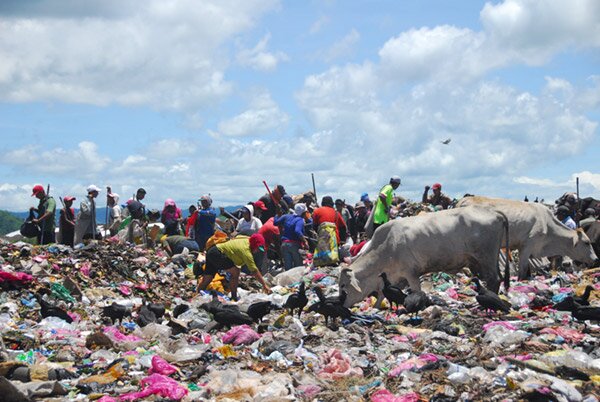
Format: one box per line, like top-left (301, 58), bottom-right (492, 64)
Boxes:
top-left (86, 184), bottom-right (101, 193)
top-left (390, 176), bottom-right (401, 184)
top-left (63, 196), bottom-right (76, 202)
top-left (355, 201), bottom-right (366, 209)
top-left (249, 233), bottom-right (265, 252)
top-left (253, 200), bottom-right (267, 211)
top-left (432, 183), bottom-right (442, 190)
top-left (294, 203), bottom-right (307, 216)
top-left (31, 185), bottom-right (44, 196)
top-left (556, 205), bottom-right (570, 214)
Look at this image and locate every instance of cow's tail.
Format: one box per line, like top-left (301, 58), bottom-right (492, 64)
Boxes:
top-left (497, 211), bottom-right (510, 292)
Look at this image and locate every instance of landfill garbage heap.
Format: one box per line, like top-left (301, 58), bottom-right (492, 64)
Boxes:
top-left (0, 239), bottom-right (599, 402)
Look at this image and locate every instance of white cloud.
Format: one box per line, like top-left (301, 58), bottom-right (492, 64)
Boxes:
top-left (215, 91), bottom-right (289, 137)
top-left (0, 0), bottom-right (280, 112)
top-left (481, 0), bottom-right (600, 64)
top-left (573, 171), bottom-right (600, 191)
top-left (236, 33), bottom-right (289, 71)
top-left (0, 141), bottom-right (110, 177)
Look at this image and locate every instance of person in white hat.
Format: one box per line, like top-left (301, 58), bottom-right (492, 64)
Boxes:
top-left (107, 189), bottom-right (122, 236)
top-left (74, 185), bottom-right (102, 244)
top-left (235, 204), bottom-right (263, 236)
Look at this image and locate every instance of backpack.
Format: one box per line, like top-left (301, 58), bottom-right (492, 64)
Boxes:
top-left (20, 211), bottom-right (40, 238)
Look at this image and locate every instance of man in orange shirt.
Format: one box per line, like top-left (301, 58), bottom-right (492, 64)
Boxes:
top-left (312, 196), bottom-right (347, 244)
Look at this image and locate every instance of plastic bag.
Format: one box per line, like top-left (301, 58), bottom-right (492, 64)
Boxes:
top-left (316, 349), bottom-right (363, 379)
top-left (119, 373), bottom-right (188, 401)
top-left (371, 390), bottom-right (420, 402)
top-left (148, 355), bottom-right (177, 376)
top-left (222, 324), bottom-right (261, 346)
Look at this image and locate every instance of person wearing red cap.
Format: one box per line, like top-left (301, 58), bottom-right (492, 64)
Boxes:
top-left (196, 233), bottom-right (271, 300)
top-left (252, 200), bottom-right (268, 221)
top-left (422, 183), bottom-right (452, 210)
top-left (58, 196), bottom-right (76, 246)
top-left (30, 184), bottom-right (56, 245)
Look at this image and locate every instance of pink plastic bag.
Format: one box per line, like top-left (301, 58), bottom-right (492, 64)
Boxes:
top-left (389, 354), bottom-right (439, 377)
top-left (119, 284), bottom-right (132, 296)
top-left (103, 326), bottom-right (143, 343)
top-left (221, 325), bottom-right (261, 346)
top-left (317, 349), bottom-right (363, 379)
top-left (446, 287), bottom-right (459, 300)
top-left (371, 390), bottom-right (420, 402)
top-left (539, 327), bottom-right (585, 343)
top-left (79, 262), bottom-right (91, 277)
top-left (119, 374), bottom-right (188, 401)
top-left (149, 355), bottom-right (178, 376)
top-left (0, 271), bottom-right (34, 283)
top-left (97, 396), bottom-right (117, 402)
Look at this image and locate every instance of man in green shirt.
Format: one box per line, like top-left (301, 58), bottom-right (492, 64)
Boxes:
top-left (30, 184), bottom-right (56, 245)
top-left (373, 176), bottom-right (401, 231)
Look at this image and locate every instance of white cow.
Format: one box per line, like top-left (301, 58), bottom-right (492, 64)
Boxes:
top-left (339, 206), bottom-right (509, 308)
top-left (456, 196), bottom-right (598, 279)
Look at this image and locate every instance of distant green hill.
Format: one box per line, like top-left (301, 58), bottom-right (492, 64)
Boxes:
top-left (0, 210), bottom-right (23, 235)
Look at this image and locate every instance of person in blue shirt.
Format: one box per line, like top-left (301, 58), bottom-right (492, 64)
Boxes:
top-left (186, 194), bottom-right (216, 251)
top-left (274, 203), bottom-right (310, 270)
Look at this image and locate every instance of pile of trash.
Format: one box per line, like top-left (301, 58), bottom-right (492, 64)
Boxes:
top-left (0, 239), bottom-right (599, 401)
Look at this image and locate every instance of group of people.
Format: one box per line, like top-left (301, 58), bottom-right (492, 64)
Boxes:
top-left (31, 178), bottom-right (598, 302)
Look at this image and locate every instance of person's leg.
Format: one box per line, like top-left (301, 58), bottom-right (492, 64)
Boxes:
top-left (227, 267), bottom-right (240, 300)
top-left (290, 242), bottom-right (302, 268)
top-left (197, 274), bottom-right (215, 291)
top-left (281, 242), bottom-right (293, 270)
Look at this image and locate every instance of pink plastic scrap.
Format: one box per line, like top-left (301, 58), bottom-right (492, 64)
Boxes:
top-left (119, 284), bottom-right (132, 296)
top-left (79, 262), bottom-right (91, 277)
top-left (511, 285), bottom-right (538, 294)
top-left (221, 325), bottom-right (261, 346)
top-left (312, 273), bottom-right (327, 282)
top-left (539, 327), bottom-right (585, 343)
top-left (119, 374), bottom-right (188, 401)
top-left (371, 390), bottom-right (420, 402)
top-left (482, 321), bottom-right (517, 331)
top-left (97, 396), bottom-right (118, 402)
top-left (446, 287), bottom-right (459, 300)
top-left (316, 349), bottom-right (363, 380)
top-left (389, 354), bottom-right (439, 377)
top-left (149, 355), bottom-right (178, 376)
top-left (0, 271), bottom-right (34, 283)
top-left (297, 384), bottom-right (322, 398)
top-left (103, 326), bottom-right (143, 343)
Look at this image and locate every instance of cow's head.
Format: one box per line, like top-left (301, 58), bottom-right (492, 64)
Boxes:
top-left (572, 229), bottom-right (598, 266)
top-left (339, 268), bottom-right (363, 307)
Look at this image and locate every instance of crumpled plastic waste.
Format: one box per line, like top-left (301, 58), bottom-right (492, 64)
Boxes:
top-left (0, 270), bottom-right (33, 284)
top-left (371, 389), bottom-right (420, 402)
top-left (148, 355), bottom-right (178, 376)
top-left (316, 349), bottom-right (363, 379)
top-left (119, 373), bottom-right (188, 401)
top-left (222, 324), bottom-right (261, 346)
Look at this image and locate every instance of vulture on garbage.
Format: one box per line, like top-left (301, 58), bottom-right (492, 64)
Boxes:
top-left (402, 289), bottom-right (432, 318)
top-left (472, 277), bottom-right (510, 315)
top-left (283, 281), bottom-right (308, 317)
top-left (35, 293), bottom-right (73, 323)
top-left (308, 287), bottom-right (351, 327)
top-left (379, 272), bottom-right (406, 309)
top-left (101, 302), bottom-right (131, 325)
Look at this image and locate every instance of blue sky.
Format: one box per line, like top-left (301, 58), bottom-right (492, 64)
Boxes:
top-left (0, 0), bottom-right (599, 211)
